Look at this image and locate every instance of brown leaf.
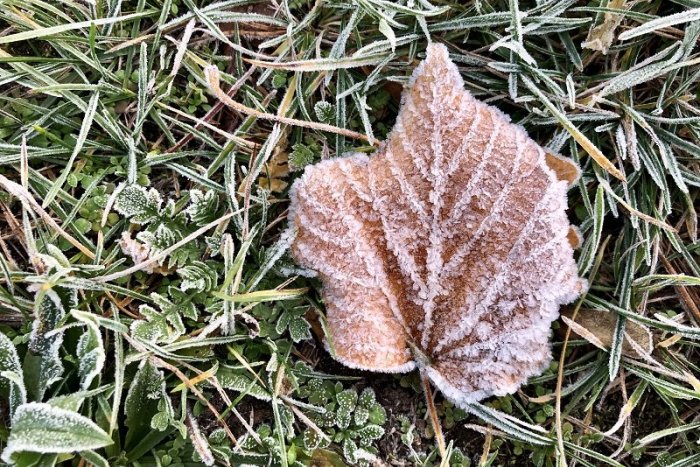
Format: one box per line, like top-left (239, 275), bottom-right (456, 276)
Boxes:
top-left (561, 309), bottom-right (653, 357)
top-left (288, 44), bottom-right (586, 407)
top-left (581, 0), bottom-right (632, 54)
top-left (258, 149), bottom-right (289, 193)
top-left (545, 151), bottom-right (580, 187)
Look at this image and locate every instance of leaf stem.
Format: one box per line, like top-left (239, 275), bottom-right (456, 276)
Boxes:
top-left (421, 371), bottom-right (447, 460)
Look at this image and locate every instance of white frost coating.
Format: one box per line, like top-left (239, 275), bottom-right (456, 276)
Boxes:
top-left (27, 288), bottom-right (66, 400)
top-left (0, 333), bottom-right (26, 417)
top-left (1, 402), bottom-right (112, 463)
top-left (187, 412), bottom-right (215, 466)
top-left (287, 43), bottom-right (585, 407)
top-left (328, 339), bottom-right (417, 374)
top-left (74, 315), bottom-right (106, 391)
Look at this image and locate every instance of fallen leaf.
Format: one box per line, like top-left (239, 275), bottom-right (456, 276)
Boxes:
top-left (118, 231), bottom-right (154, 274)
top-left (288, 44), bottom-right (586, 407)
top-left (562, 309), bottom-right (653, 357)
top-left (582, 0), bottom-right (632, 54)
top-left (258, 149), bottom-right (289, 192)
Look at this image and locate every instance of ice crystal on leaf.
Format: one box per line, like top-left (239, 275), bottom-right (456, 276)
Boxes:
top-left (288, 44), bottom-right (586, 408)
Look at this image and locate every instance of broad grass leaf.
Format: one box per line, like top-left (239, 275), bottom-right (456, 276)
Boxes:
top-left (46, 386), bottom-right (110, 412)
top-left (124, 360), bottom-right (165, 450)
top-left (1, 402), bottom-right (112, 463)
top-left (618, 7), bottom-right (700, 40)
top-left (72, 311), bottom-right (106, 390)
top-left (217, 368), bottom-right (271, 401)
top-left (23, 289), bottom-right (67, 401)
top-left (0, 332), bottom-right (25, 418)
top-left (79, 450), bottom-right (110, 467)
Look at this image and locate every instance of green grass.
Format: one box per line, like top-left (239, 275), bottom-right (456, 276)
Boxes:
top-left (0, 1), bottom-right (699, 466)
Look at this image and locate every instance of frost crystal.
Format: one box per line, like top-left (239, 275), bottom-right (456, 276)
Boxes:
top-left (288, 44), bottom-right (586, 407)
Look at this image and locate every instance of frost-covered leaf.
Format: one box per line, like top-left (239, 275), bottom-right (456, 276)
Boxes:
top-left (302, 429), bottom-right (322, 450)
top-left (150, 411), bottom-right (170, 431)
top-left (342, 438), bottom-right (359, 465)
top-left (131, 288), bottom-right (196, 344)
top-left (42, 244), bottom-right (71, 270)
top-left (150, 393), bottom-right (180, 434)
top-left (178, 261), bottom-right (219, 292)
top-left (76, 330), bottom-right (104, 389)
top-left (276, 309), bottom-right (311, 343)
top-left (358, 387), bottom-right (376, 408)
top-left (73, 311), bottom-right (105, 390)
top-left (305, 379), bottom-right (333, 406)
top-left (187, 411), bottom-right (214, 466)
top-left (216, 368), bottom-right (271, 401)
top-left (114, 184), bottom-right (162, 224)
top-left (185, 189), bottom-right (220, 225)
top-left (0, 332), bottom-right (25, 419)
top-left (153, 289), bottom-right (198, 322)
top-left (353, 406), bottom-right (369, 426)
top-left (1, 402), bottom-right (112, 463)
top-left (356, 424), bottom-right (384, 446)
top-left (79, 450), bottom-right (110, 467)
top-left (618, 7), bottom-right (700, 41)
top-left (288, 315), bottom-right (312, 343)
top-left (336, 389), bottom-right (357, 415)
top-left (23, 289), bottom-right (66, 401)
top-left (288, 44), bottom-right (586, 408)
top-left (314, 101), bottom-right (335, 123)
top-left (319, 408), bottom-right (337, 428)
top-left (289, 143), bottom-right (316, 171)
top-left (124, 359), bottom-right (165, 450)
top-left (278, 403), bottom-right (295, 438)
top-left (136, 223), bottom-right (179, 258)
top-left (205, 233), bottom-right (222, 256)
top-left (336, 410), bottom-right (351, 430)
top-left (131, 304), bottom-right (182, 344)
top-left (130, 219), bottom-right (200, 270)
top-left (46, 386), bottom-right (109, 412)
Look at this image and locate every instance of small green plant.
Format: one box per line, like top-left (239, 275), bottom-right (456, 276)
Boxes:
top-left (299, 382), bottom-right (386, 465)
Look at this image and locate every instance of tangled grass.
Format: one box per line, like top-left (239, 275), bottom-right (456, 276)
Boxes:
top-left (0, 1), bottom-right (699, 466)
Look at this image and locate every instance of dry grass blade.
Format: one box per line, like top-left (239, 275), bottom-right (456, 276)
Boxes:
top-left (204, 65), bottom-right (373, 143)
